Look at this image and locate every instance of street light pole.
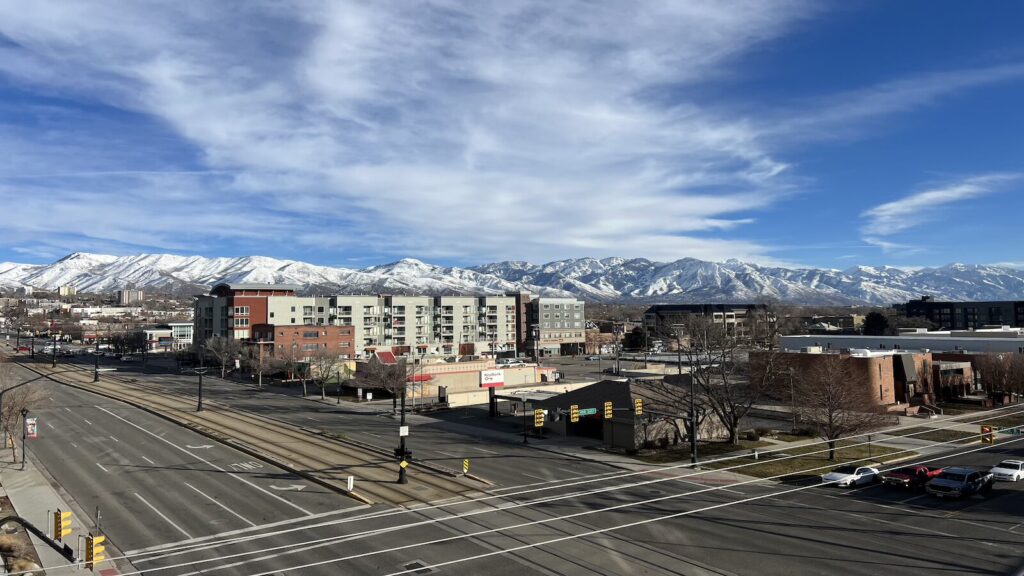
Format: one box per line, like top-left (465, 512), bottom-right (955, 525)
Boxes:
top-left (93, 337), bottom-right (100, 382)
top-left (397, 381), bottom-right (408, 484)
top-left (20, 408), bottom-right (28, 471)
top-left (51, 334), bottom-right (58, 368)
top-left (197, 345), bottom-right (205, 412)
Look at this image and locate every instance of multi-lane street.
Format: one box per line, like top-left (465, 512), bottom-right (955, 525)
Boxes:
top-left (12, 352), bottom-right (1024, 575)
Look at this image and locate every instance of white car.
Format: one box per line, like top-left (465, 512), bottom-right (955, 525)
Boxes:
top-left (821, 465), bottom-right (879, 487)
top-left (990, 460), bottom-right (1024, 482)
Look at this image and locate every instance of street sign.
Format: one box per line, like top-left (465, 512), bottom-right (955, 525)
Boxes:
top-left (366, 392), bottom-right (373, 401)
top-left (463, 459), bottom-right (470, 474)
top-left (570, 404), bottom-right (579, 423)
top-left (399, 425), bottom-right (409, 437)
top-left (533, 409), bottom-right (545, 428)
top-left (578, 408), bottom-right (598, 416)
top-left (357, 388), bottom-right (363, 399)
top-left (603, 401), bottom-right (613, 419)
top-left (633, 398), bottom-right (643, 416)
top-left (346, 475), bottom-right (355, 491)
top-left (24, 417), bottom-right (37, 439)
top-left (400, 460), bottom-right (408, 469)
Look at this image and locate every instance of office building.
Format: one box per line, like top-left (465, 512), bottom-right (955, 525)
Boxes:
top-left (904, 297), bottom-right (1024, 330)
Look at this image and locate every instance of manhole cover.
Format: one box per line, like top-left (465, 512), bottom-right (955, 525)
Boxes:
top-left (402, 560), bottom-right (437, 574)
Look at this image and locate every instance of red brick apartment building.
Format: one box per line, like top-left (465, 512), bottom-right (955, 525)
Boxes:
top-left (252, 324), bottom-right (355, 360)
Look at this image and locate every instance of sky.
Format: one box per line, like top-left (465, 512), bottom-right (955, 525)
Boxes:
top-left (0, 1), bottom-right (1021, 270)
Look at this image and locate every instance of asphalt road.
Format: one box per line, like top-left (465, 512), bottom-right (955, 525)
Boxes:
top-left (18, 350), bottom-right (1024, 575)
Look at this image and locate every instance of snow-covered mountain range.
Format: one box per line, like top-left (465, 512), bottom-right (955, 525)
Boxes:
top-left (3, 252), bottom-right (1024, 305)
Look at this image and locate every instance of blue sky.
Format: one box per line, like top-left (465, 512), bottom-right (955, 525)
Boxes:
top-left (0, 1), bottom-right (1021, 270)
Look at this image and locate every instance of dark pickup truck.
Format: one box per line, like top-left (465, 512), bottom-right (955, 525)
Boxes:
top-left (925, 467), bottom-right (994, 498)
top-left (881, 465), bottom-right (944, 489)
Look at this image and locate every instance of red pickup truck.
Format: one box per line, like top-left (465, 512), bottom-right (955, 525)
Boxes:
top-left (881, 465), bottom-right (944, 488)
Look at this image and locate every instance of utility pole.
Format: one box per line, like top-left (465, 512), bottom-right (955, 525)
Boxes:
top-left (30, 335), bottom-right (35, 359)
top-left (51, 334), bottom-right (58, 368)
top-left (197, 346), bottom-right (205, 411)
top-left (522, 397), bottom-right (529, 444)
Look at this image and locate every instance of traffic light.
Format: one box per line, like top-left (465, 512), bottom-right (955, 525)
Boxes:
top-left (52, 510), bottom-right (71, 542)
top-left (570, 404), bottom-right (579, 423)
top-left (633, 398), bottom-right (643, 416)
top-left (981, 425), bottom-right (994, 444)
top-left (85, 534), bottom-right (106, 570)
top-left (533, 409), bottom-right (545, 428)
top-left (604, 401), bottom-right (613, 419)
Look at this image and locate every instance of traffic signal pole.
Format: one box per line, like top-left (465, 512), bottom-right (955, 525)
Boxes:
top-left (397, 384), bottom-right (408, 484)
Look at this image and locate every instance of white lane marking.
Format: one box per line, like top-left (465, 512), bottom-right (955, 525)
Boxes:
top-left (125, 505), bottom-right (372, 556)
top-left (471, 446), bottom-right (498, 454)
top-left (184, 482), bottom-right (257, 527)
top-left (675, 478), bottom-right (744, 496)
top-left (520, 472), bottom-right (547, 481)
top-left (110, 435), bottom-right (119, 443)
top-left (71, 442), bottom-right (78, 448)
top-left (96, 463), bottom-right (109, 473)
top-left (45, 422), bottom-right (54, 429)
top-left (365, 432), bottom-right (380, 438)
top-left (63, 407), bottom-right (71, 413)
top-left (900, 494), bottom-right (928, 504)
top-left (83, 419), bottom-right (93, 426)
top-left (134, 492), bottom-right (193, 539)
top-left (97, 406), bottom-right (312, 516)
top-left (142, 456), bottom-right (156, 465)
top-left (436, 451), bottom-right (460, 458)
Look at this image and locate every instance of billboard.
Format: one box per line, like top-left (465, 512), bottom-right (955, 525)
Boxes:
top-left (480, 369), bottom-right (505, 388)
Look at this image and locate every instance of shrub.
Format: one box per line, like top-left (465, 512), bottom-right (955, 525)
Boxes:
top-left (745, 431), bottom-right (760, 441)
top-left (755, 427), bottom-right (772, 438)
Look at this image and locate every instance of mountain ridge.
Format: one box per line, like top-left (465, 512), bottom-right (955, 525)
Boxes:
top-left (3, 252), bottom-right (1024, 305)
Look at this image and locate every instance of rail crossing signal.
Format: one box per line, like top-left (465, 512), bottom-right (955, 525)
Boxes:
top-left (570, 404), bottom-right (579, 423)
top-left (85, 534), bottom-right (106, 570)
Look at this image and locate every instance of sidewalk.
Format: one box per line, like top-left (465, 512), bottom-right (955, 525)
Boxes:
top-left (0, 454), bottom-right (84, 575)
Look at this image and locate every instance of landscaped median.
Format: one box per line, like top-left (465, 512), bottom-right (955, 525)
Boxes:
top-left (702, 440), bottom-right (910, 482)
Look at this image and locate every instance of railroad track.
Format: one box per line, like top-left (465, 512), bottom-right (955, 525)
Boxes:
top-left (17, 359), bottom-right (488, 508)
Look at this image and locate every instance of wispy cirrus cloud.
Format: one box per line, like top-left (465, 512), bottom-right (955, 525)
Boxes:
top-left (861, 174), bottom-right (1020, 242)
top-left (0, 2), bottom-right (1019, 267)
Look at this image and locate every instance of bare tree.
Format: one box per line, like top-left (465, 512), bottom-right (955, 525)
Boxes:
top-left (795, 354), bottom-right (892, 460)
top-left (206, 336), bottom-right (241, 378)
top-left (308, 347), bottom-right (342, 400)
top-left (273, 343), bottom-right (309, 396)
top-left (682, 317), bottom-right (775, 445)
top-left (242, 344), bottom-right (273, 388)
top-left (365, 354), bottom-right (408, 414)
top-left (0, 358), bottom-right (42, 462)
top-left (974, 353), bottom-right (1012, 394)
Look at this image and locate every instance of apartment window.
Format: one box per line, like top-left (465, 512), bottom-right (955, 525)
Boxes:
top-left (291, 318), bottom-right (296, 324)
top-left (575, 304), bottom-right (581, 310)
top-left (543, 313), bottom-right (550, 319)
top-left (233, 306), bottom-right (250, 316)
top-left (269, 312), bottom-right (275, 319)
top-left (340, 342), bottom-right (350, 347)
top-left (303, 344), bottom-right (318, 351)
top-left (233, 318), bottom-right (249, 327)
top-left (543, 304), bottom-right (550, 309)
top-left (291, 306), bottom-right (296, 312)
top-left (318, 306), bottom-right (325, 313)
top-left (303, 331), bottom-right (319, 338)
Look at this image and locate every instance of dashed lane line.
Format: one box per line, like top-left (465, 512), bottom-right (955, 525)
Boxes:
top-left (184, 482), bottom-right (258, 527)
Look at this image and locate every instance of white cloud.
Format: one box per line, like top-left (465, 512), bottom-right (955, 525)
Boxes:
top-left (0, 2), bottom-right (1018, 267)
top-left (861, 174), bottom-right (1020, 239)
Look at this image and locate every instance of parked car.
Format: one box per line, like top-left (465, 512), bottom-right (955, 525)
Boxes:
top-left (821, 465), bottom-right (879, 487)
top-left (926, 467), bottom-right (994, 498)
top-left (880, 465), bottom-right (944, 489)
top-left (585, 355), bottom-right (601, 361)
top-left (120, 355), bottom-right (139, 362)
top-left (497, 359), bottom-right (526, 367)
top-left (14, 346), bottom-right (30, 352)
top-left (990, 460), bottom-right (1024, 482)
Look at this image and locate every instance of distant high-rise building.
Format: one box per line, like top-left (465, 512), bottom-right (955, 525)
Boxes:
top-left (118, 289), bottom-right (145, 305)
top-left (57, 284), bottom-right (76, 297)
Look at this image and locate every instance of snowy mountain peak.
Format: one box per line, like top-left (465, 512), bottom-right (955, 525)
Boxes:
top-left (2, 252), bottom-right (1024, 305)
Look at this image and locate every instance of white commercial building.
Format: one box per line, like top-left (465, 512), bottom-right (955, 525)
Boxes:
top-left (782, 327), bottom-right (1024, 355)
